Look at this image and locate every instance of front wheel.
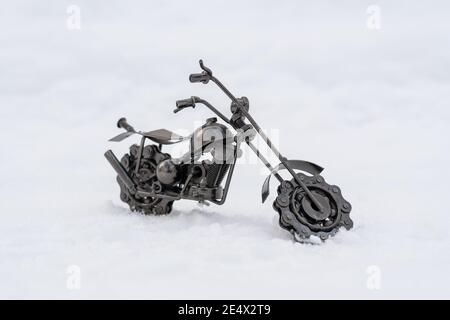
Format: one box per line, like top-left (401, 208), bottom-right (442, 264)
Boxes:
top-left (273, 173), bottom-right (353, 242)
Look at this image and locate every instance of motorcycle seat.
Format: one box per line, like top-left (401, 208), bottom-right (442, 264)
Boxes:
top-left (142, 128), bottom-right (189, 145)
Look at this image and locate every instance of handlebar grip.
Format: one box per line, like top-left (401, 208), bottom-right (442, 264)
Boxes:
top-left (189, 72), bottom-right (209, 84)
top-left (176, 97), bottom-right (196, 108)
top-left (117, 117), bottom-right (135, 132)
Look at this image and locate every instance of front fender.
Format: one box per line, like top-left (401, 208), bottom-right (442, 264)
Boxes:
top-left (261, 160), bottom-right (324, 203)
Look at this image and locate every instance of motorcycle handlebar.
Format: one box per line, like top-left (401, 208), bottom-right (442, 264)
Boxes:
top-left (189, 72), bottom-right (209, 84)
top-left (184, 59), bottom-right (245, 123)
top-left (176, 97), bottom-right (196, 108)
top-left (174, 97), bottom-right (196, 113)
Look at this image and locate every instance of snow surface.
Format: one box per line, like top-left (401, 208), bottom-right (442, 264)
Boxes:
top-left (1, 0), bottom-right (450, 299)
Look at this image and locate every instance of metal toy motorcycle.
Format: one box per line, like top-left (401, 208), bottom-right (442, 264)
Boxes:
top-left (105, 60), bottom-right (353, 242)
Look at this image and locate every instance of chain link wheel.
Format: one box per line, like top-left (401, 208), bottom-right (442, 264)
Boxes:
top-left (273, 173), bottom-right (353, 243)
top-left (117, 144), bottom-right (174, 215)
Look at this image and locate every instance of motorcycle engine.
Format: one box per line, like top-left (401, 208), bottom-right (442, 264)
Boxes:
top-left (156, 159), bottom-right (180, 185)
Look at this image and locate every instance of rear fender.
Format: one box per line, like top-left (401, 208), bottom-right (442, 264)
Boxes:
top-left (108, 131), bottom-right (136, 142)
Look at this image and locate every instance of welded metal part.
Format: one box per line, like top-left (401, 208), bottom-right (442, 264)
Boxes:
top-left (104, 150), bottom-right (136, 194)
top-left (142, 128), bottom-right (186, 144)
top-left (156, 159), bottom-right (180, 185)
top-left (115, 144), bottom-right (175, 215)
top-left (261, 160), bottom-right (324, 203)
top-left (273, 173), bottom-right (353, 242)
top-left (105, 59), bottom-right (353, 243)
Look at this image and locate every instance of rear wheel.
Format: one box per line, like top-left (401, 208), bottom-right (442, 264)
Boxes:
top-left (117, 144), bottom-right (174, 215)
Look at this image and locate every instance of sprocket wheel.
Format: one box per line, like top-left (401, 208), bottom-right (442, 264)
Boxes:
top-left (116, 144), bottom-right (174, 215)
top-left (273, 173), bottom-right (353, 242)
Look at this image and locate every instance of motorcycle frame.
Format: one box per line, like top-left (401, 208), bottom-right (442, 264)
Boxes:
top-left (106, 60), bottom-right (323, 210)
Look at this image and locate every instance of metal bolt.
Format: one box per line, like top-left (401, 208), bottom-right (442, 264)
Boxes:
top-left (281, 181), bottom-right (292, 190)
top-left (277, 195), bottom-right (289, 207)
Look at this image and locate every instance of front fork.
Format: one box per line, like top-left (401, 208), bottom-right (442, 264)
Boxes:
top-left (208, 74), bottom-right (324, 211)
top-left (239, 108), bottom-right (324, 212)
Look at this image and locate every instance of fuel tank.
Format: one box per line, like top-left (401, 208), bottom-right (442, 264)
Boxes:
top-left (190, 117), bottom-right (235, 163)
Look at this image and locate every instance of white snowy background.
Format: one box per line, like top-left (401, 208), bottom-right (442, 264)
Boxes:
top-left (1, 0), bottom-right (449, 299)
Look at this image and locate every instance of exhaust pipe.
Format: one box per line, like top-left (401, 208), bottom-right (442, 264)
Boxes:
top-left (104, 150), bottom-right (136, 194)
